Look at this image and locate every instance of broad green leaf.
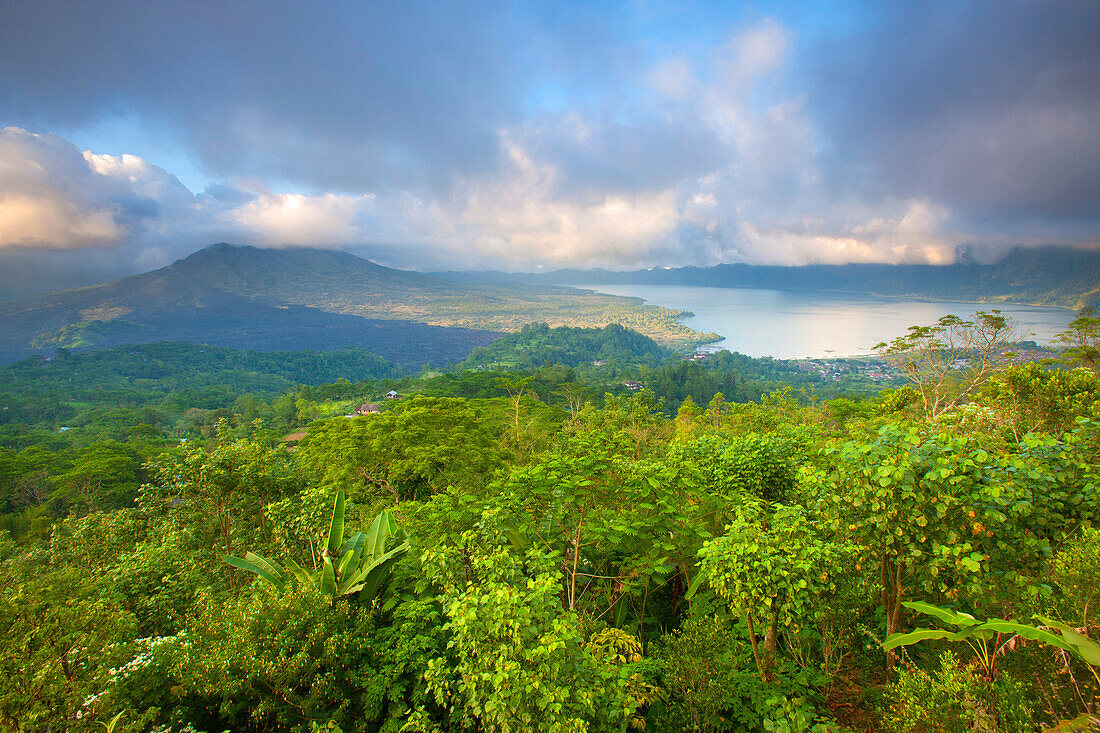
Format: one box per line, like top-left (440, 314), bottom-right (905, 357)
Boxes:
top-left (342, 541), bottom-right (410, 595)
top-left (504, 527), bottom-right (530, 552)
top-left (882, 628), bottom-right (955, 650)
top-left (612, 593), bottom-right (629, 627)
top-left (326, 490), bottom-right (346, 554)
top-left (349, 542), bottom-right (410, 600)
top-left (286, 558), bottom-right (316, 587)
top-left (903, 600), bottom-right (978, 627)
top-left (1040, 617), bottom-right (1100, 666)
top-left (222, 553), bottom-right (286, 588)
top-left (971, 621), bottom-right (1071, 651)
top-left (1043, 713), bottom-right (1100, 732)
top-left (365, 509), bottom-right (395, 559)
top-left (320, 557), bottom-right (337, 595)
top-left (242, 551), bottom-right (287, 583)
top-left (338, 531), bottom-right (368, 581)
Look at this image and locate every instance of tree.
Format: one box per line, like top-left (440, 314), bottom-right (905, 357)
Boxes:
top-left (555, 382), bottom-right (590, 424)
top-left (164, 587), bottom-right (446, 733)
top-left (1056, 306), bottom-right (1100, 373)
top-left (674, 396), bottom-right (700, 440)
top-left (412, 543), bottom-right (645, 733)
top-left (0, 561), bottom-right (136, 731)
top-left (495, 424), bottom-right (682, 618)
top-left (874, 311), bottom-right (1020, 416)
top-left (495, 375), bottom-right (546, 455)
top-left (699, 504), bottom-right (845, 681)
top-left (808, 421), bottom-right (1100, 669)
top-left (141, 424), bottom-right (299, 589)
top-left (979, 363), bottom-right (1100, 439)
top-left (298, 396), bottom-right (502, 503)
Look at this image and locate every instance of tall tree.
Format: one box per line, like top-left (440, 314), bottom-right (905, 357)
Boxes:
top-left (1055, 306), bottom-right (1100, 373)
top-left (874, 311), bottom-right (1019, 416)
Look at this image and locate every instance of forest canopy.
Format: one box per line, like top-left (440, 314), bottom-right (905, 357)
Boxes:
top-left (1, 312), bottom-right (1098, 732)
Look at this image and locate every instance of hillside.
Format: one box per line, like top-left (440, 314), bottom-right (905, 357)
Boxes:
top-left (168, 244), bottom-right (714, 343)
top-left (0, 276), bottom-right (499, 369)
top-left (438, 246), bottom-right (1100, 309)
top-left (0, 244), bottom-right (718, 365)
top-left (457, 322), bottom-right (673, 371)
top-left (0, 342), bottom-right (403, 435)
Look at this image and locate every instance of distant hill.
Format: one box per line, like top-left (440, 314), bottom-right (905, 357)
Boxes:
top-left (437, 246), bottom-right (1100, 310)
top-left (0, 243), bottom-right (715, 365)
top-left (457, 323), bottom-right (672, 371)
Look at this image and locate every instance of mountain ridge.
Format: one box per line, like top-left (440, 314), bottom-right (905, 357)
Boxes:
top-left (0, 243), bottom-right (715, 365)
top-left (434, 246), bottom-right (1100, 310)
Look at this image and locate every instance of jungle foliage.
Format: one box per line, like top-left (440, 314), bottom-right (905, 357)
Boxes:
top-left (1, 311), bottom-right (1099, 732)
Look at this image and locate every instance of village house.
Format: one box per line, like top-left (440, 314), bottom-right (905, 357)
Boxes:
top-left (622, 380), bottom-right (642, 391)
top-left (354, 402), bottom-right (381, 415)
top-left (385, 390), bottom-right (399, 399)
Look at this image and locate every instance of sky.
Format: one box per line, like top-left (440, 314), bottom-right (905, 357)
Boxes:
top-left (0, 0), bottom-right (1098, 297)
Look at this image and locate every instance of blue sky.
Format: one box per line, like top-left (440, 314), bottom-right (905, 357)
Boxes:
top-left (0, 0), bottom-right (1097, 297)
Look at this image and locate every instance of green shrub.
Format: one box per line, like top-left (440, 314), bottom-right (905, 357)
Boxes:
top-left (650, 615), bottom-right (771, 733)
top-left (885, 652), bottom-right (1035, 733)
top-left (114, 586), bottom-right (446, 733)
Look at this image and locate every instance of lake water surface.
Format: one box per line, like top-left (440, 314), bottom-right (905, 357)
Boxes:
top-left (576, 284), bottom-right (1076, 359)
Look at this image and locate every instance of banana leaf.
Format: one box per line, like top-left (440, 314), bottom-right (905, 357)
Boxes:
top-left (223, 552), bottom-right (286, 588)
top-left (903, 601), bottom-right (979, 627)
top-left (286, 557), bottom-right (318, 588)
top-left (353, 554), bottom-right (402, 601)
top-left (338, 531), bottom-right (368, 580)
top-left (364, 509), bottom-right (397, 559)
top-left (972, 621), bottom-right (1070, 651)
top-left (326, 491), bottom-right (346, 555)
top-left (883, 627), bottom-right (955, 650)
top-left (684, 569), bottom-right (707, 600)
top-left (342, 541), bottom-right (410, 599)
top-left (613, 593), bottom-right (630, 627)
top-left (1040, 617), bottom-right (1100, 666)
top-left (320, 557), bottom-right (337, 595)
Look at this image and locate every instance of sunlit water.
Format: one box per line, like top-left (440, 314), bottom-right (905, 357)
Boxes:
top-left (574, 284), bottom-right (1076, 359)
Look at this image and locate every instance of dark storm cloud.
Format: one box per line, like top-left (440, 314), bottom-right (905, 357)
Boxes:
top-left (0, 0), bottom-right (1096, 282)
top-left (812, 0), bottom-right (1100, 224)
top-left (0, 0), bottom-right (525, 193)
top-left (518, 114), bottom-right (731, 196)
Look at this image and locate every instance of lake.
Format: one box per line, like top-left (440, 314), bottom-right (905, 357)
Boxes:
top-left (575, 284), bottom-right (1076, 359)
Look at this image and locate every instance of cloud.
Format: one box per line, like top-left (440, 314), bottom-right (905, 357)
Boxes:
top-left (0, 0), bottom-right (524, 194)
top-left (0, 1), bottom-right (1097, 286)
top-left (230, 190), bottom-right (376, 247)
top-left (0, 17), bottom-right (970, 273)
top-left (0, 127), bottom-right (379, 257)
top-left (811, 0), bottom-right (1100, 225)
top-left (0, 127), bottom-right (146, 248)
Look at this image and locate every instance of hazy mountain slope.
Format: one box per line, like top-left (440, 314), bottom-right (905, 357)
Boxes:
top-left (0, 243), bottom-right (716, 365)
top-left (0, 248), bottom-right (502, 366)
top-left (165, 245), bottom-right (711, 342)
top-left (437, 247), bottom-right (1100, 309)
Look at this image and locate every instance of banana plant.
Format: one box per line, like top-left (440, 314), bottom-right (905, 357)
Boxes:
top-left (883, 601), bottom-right (1100, 684)
top-left (223, 490), bottom-right (409, 602)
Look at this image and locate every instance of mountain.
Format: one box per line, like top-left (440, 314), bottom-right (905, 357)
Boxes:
top-left (157, 244), bottom-right (712, 344)
top-left (0, 244), bottom-right (714, 366)
top-left (0, 245), bottom-right (498, 367)
top-left (436, 246), bottom-right (1100, 310)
